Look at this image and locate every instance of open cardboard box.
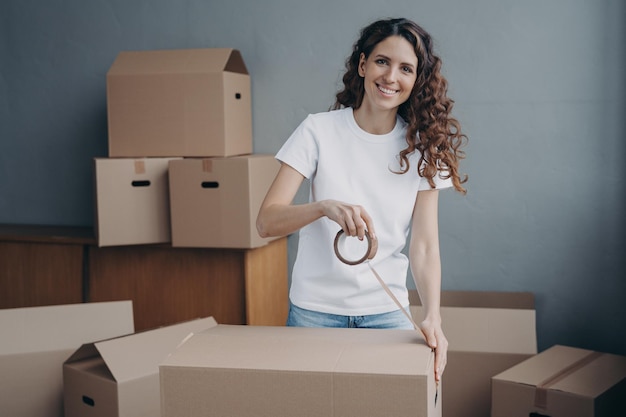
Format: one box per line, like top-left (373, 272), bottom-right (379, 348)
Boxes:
top-left (107, 48), bottom-right (252, 158)
top-left (0, 301), bottom-right (134, 417)
top-left (160, 325), bottom-right (440, 417)
top-left (410, 290), bottom-right (537, 417)
top-left (94, 157), bottom-right (181, 246)
top-left (492, 344), bottom-right (626, 417)
top-left (168, 155), bottom-right (281, 248)
top-left (63, 316), bottom-right (217, 417)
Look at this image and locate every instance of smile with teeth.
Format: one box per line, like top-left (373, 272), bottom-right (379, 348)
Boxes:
top-left (377, 84), bottom-right (398, 95)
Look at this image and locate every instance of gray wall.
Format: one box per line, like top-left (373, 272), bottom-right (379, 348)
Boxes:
top-left (1, 1), bottom-right (624, 355)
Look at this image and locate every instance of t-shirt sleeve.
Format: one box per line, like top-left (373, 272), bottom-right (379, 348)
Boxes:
top-left (275, 115), bottom-right (319, 179)
top-left (418, 167), bottom-right (454, 191)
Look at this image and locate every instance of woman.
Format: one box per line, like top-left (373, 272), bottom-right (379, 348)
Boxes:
top-left (256, 17), bottom-right (467, 382)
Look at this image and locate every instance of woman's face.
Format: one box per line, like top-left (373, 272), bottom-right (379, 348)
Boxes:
top-left (358, 35), bottom-right (418, 114)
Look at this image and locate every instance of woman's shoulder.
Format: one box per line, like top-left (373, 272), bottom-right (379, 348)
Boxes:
top-left (303, 107), bottom-right (350, 125)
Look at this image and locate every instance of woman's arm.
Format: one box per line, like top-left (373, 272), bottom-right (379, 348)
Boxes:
top-left (256, 163), bottom-right (320, 237)
top-left (409, 189), bottom-right (448, 382)
top-left (256, 163), bottom-right (376, 239)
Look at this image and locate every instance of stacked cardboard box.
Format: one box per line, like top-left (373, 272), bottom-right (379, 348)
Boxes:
top-left (95, 48), bottom-right (280, 248)
top-left (94, 157), bottom-right (180, 246)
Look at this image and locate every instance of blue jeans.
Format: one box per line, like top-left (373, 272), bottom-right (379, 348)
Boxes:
top-left (286, 302), bottom-right (415, 329)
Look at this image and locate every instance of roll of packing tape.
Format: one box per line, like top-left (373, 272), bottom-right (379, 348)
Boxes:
top-left (333, 229), bottom-right (378, 265)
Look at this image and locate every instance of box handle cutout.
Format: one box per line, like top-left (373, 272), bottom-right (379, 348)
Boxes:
top-left (131, 180), bottom-right (151, 187)
top-left (82, 396), bottom-right (95, 407)
top-left (235, 93), bottom-right (241, 99)
top-left (201, 181), bottom-right (219, 189)
top-left (530, 413), bottom-right (550, 417)
top-left (434, 387), bottom-right (438, 407)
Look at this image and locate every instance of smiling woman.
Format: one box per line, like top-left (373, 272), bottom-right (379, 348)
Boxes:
top-left (256, 17), bottom-right (468, 384)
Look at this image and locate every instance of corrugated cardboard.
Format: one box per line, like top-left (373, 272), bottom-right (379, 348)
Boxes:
top-left (169, 155), bottom-right (281, 248)
top-left (0, 301), bottom-right (134, 417)
top-left (491, 344), bottom-right (626, 417)
top-left (107, 48), bottom-right (252, 157)
top-left (160, 325), bottom-right (440, 417)
top-left (410, 290), bottom-right (537, 417)
top-left (94, 157), bottom-right (181, 246)
top-left (63, 316), bottom-right (217, 417)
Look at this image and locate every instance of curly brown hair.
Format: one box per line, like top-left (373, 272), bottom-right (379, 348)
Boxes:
top-left (333, 18), bottom-right (468, 193)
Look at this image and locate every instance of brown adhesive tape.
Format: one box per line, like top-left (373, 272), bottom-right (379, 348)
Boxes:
top-left (333, 229), bottom-right (378, 265)
top-left (134, 160), bottom-right (146, 174)
top-left (534, 351), bottom-right (604, 409)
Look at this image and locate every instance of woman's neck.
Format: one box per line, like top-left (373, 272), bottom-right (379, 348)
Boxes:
top-left (352, 105), bottom-right (398, 135)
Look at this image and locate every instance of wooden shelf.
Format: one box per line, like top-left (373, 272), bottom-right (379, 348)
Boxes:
top-left (0, 224), bottom-right (95, 245)
top-left (0, 224), bottom-right (288, 330)
top-left (0, 224), bottom-right (90, 308)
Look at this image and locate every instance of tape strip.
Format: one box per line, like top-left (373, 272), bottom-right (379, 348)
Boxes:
top-left (366, 262), bottom-right (419, 330)
top-left (534, 351), bottom-right (604, 409)
top-left (134, 160), bottom-right (146, 174)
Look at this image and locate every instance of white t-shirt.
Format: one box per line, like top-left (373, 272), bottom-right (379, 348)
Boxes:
top-left (276, 107), bottom-right (451, 316)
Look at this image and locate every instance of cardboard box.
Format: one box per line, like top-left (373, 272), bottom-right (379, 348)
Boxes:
top-left (107, 48), bottom-right (252, 158)
top-left (491, 345), bottom-right (626, 417)
top-left (63, 316), bottom-right (217, 417)
top-left (94, 157), bottom-right (181, 246)
top-left (169, 155), bottom-right (281, 248)
top-left (410, 290), bottom-right (537, 417)
top-left (0, 301), bottom-right (134, 417)
top-left (160, 325), bottom-right (440, 417)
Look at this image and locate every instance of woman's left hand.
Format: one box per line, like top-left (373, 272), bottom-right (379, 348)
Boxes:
top-left (419, 318), bottom-right (448, 383)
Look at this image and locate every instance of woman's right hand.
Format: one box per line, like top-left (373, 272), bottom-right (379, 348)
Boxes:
top-left (320, 199), bottom-right (376, 241)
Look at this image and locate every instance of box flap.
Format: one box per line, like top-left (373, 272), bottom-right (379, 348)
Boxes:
top-left (443, 306), bottom-right (536, 354)
top-left (493, 345), bottom-right (594, 385)
top-left (64, 342), bottom-right (102, 364)
top-left (495, 345), bottom-right (626, 398)
top-left (95, 317), bottom-right (217, 383)
top-left (161, 325), bottom-right (346, 372)
top-left (410, 290), bottom-right (537, 354)
top-left (224, 49), bottom-right (248, 74)
top-left (409, 289), bottom-right (535, 309)
top-left (108, 48), bottom-right (247, 76)
top-left (0, 301), bottom-right (134, 354)
top-left (551, 351), bottom-right (626, 397)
